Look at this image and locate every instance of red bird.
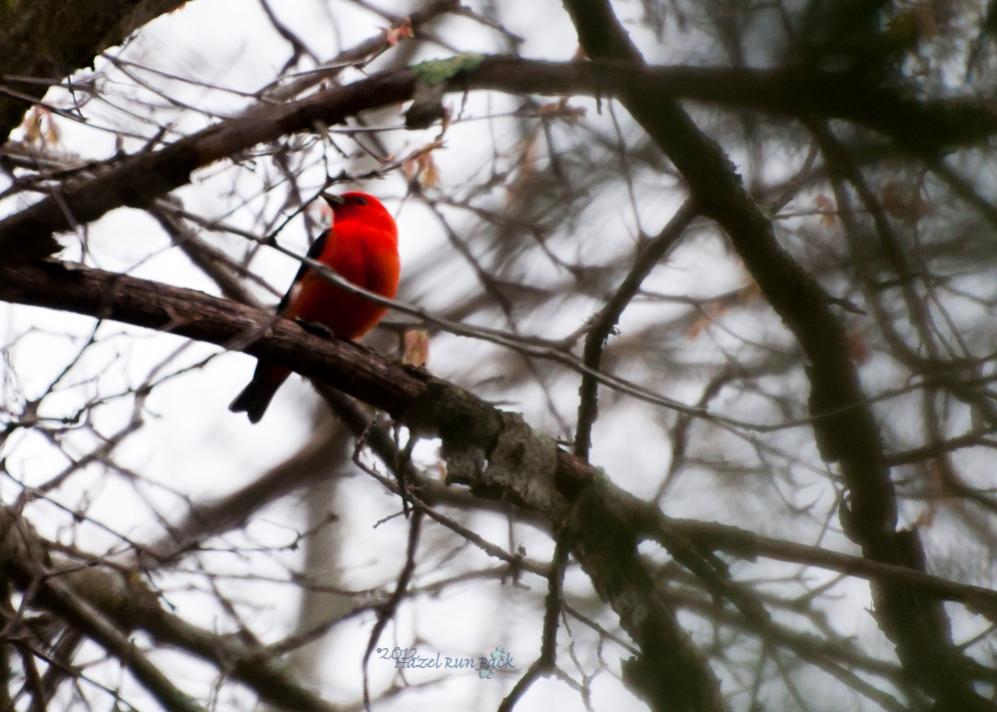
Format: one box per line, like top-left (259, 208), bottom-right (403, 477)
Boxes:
top-left (230, 191), bottom-right (400, 423)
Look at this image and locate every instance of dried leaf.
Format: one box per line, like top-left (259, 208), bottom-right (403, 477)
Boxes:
top-left (402, 329), bottom-right (430, 368)
top-left (22, 106), bottom-right (59, 147)
top-left (537, 98), bottom-right (586, 124)
top-left (418, 153), bottom-right (439, 189)
top-left (845, 327), bottom-right (871, 365)
top-left (686, 312), bottom-right (712, 339)
top-left (384, 17), bottom-right (414, 46)
top-left (505, 129), bottom-right (540, 206)
top-left (814, 194), bottom-right (836, 227)
top-left (402, 141), bottom-right (444, 189)
top-left (686, 282), bottom-right (761, 340)
top-left (880, 181), bottom-right (932, 222)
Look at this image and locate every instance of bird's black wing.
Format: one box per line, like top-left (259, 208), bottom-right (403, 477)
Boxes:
top-left (276, 228), bottom-right (329, 314)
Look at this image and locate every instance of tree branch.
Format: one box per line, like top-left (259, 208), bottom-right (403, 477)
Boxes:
top-left (3, 57), bottom-right (995, 261)
top-left (574, 200), bottom-right (697, 458)
top-left (0, 259), bottom-right (723, 711)
top-left (560, 0), bottom-right (996, 709)
top-left (0, 512), bottom-right (207, 712)
top-left (0, 0), bottom-right (190, 140)
top-left (4, 260), bottom-right (997, 707)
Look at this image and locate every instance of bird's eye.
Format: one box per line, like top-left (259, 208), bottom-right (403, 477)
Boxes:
top-left (353, 196), bottom-right (368, 206)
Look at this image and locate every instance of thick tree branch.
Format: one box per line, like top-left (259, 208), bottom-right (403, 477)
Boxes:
top-left (0, 260), bottom-right (425, 414)
top-left (560, 1), bottom-right (995, 709)
top-left (0, 509), bottom-right (345, 711)
top-left (0, 259), bottom-right (722, 711)
top-left (0, 513), bottom-right (207, 712)
top-left (0, 0), bottom-right (190, 140)
top-left (3, 57), bottom-right (995, 261)
top-left (4, 261), bottom-right (997, 707)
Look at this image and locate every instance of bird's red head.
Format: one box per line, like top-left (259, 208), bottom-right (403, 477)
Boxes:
top-left (322, 191), bottom-right (395, 236)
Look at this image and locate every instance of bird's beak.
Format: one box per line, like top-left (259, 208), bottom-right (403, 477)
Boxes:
top-left (321, 192), bottom-right (345, 207)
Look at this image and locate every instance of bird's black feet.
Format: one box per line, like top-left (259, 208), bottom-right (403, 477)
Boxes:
top-left (295, 318), bottom-right (335, 339)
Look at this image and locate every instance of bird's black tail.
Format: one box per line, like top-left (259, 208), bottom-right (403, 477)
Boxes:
top-left (229, 364), bottom-right (289, 423)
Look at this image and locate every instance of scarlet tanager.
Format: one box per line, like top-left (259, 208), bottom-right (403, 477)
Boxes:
top-left (229, 192), bottom-right (400, 423)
